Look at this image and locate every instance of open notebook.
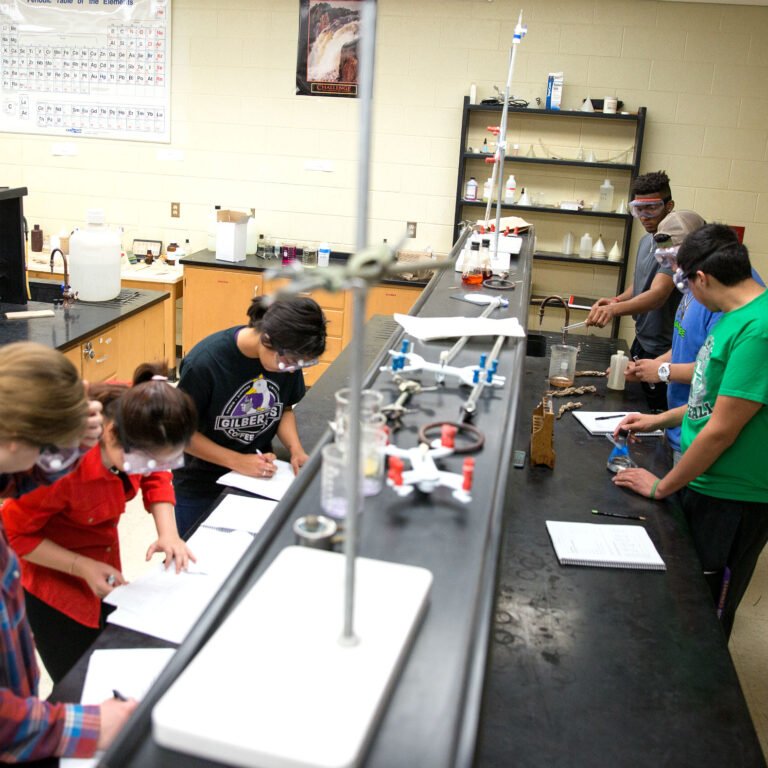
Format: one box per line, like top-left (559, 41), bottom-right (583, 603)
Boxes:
top-left (546, 520), bottom-right (666, 571)
top-left (572, 411), bottom-right (664, 437)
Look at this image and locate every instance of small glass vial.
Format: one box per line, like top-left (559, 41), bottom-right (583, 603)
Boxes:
top-left (606, 429), bottom-right (637, 473)
top-left (479, 238), bottom-right (493, 279)
top-left (461, 241), bottom-right (483, 286)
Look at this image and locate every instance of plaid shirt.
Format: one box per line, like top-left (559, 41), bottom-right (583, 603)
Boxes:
top-left (0, 523), bottom-right (100, 761)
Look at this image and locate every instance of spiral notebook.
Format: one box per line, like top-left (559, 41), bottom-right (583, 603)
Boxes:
top-left (545, 520), bottom-right (666, 571)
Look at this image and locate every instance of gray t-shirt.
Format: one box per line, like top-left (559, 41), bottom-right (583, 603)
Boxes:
top-left (632, 232), bottom-right (681, 356)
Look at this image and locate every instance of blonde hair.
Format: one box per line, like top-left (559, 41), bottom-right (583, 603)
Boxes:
top-left (0, 342), bottom-right (88, 447)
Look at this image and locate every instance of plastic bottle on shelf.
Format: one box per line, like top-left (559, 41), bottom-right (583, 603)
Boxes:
top-left (246, 208), bottom-right (258, 255)
top-left (579, 232), bottom-right (593, 259)
top-left (465, 177), bottom-right (478, 201)
top-left (31, 224), bottom-right (43, 252)
top-left (482, 177), bottom-right (494, 202)
top-left (607, 349), bottom-right (628, 391)
top-left (504, 174), bottom-right (517, 204)
top-left (207, 205), bottom-right (221, 251)
top-left (597, 179), bottom-right (614, 212)
top-left (318, 242), bottom-right (331, 267)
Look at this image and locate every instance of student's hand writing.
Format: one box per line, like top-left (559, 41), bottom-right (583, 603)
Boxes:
top-left (146, 536), bottom-right (196, 572)
top-left (630, 358), bottom-right (662, 383)
top-left (290, 449), bottom-right (309, 475)
top-left (73, 557), bottom-right (126, 598)
top-left (97, 697), bottom-right (138, 751)
top-left (233, 452), bottom-right (277, 479)
top-left (80, 396), bottom-right (104, 450)
top-left (612, 468), bottom-right (663, 499)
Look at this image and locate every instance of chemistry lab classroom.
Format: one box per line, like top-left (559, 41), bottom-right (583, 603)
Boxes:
top-left (1, 0), bottom-right (768, 766)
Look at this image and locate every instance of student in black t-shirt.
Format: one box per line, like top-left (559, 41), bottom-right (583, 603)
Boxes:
top-left (173, 296), bottom-right (327, 537)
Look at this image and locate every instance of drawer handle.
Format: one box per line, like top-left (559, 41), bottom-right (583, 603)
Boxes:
top-left (95, 355), bottom-right (110, 365)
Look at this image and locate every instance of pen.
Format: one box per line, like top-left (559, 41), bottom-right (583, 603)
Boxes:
top-left (594, 413), bottom-right (628, 421)
top-left (112, 689), bottom-right (128, 701)
top-left (592, 509), bottom-right (646, 522)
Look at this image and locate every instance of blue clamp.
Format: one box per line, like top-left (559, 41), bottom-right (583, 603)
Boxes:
top-left (472, 368), bottom-right (481, 384)
top-left (479, 353), bottom-right (487, 368)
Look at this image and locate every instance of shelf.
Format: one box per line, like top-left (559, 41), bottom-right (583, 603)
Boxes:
top-left (460, 200), bottom-right (630, 220)
top-left (467, 103), bottom-right (642, 122)
top-left (534, 250), bottom-right (622, 267)
top-left (462, 153), bottom-right (634, 172)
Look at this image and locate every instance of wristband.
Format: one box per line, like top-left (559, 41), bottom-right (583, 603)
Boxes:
top-left (649, 479), bottom-right (660, 500)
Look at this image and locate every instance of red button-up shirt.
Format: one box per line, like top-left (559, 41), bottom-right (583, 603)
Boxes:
top-left (1, 444), bottom-right (175, 628)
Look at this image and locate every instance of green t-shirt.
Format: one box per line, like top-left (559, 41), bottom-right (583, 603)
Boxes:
top-left (682, 289), bottom-right (768, 502)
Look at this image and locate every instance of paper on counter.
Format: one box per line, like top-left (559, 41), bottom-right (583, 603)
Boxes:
top-left (572, 411), bottom-right (664, 437)
top-left (216, 459), bottom-right (295, 501)
top-left (60, 647), bottom-right (176, 768)
top-left (394, 313), bottom-right (525, 341)
top-left (104, 529), bottom-right (253, 644)
top-left (202, 494), bottom-right (277, 534)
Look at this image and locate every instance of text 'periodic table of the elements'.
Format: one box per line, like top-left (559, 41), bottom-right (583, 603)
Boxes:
top-left (0, 0), bottom-right (170, 143)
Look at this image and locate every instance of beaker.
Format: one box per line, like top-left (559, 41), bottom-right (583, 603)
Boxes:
top-left (321, 444), bottom-right (355, 519)
top-left (606, 430), bottom-right (637, 473)
top-left (332, 388), bottom-right (384, 441)
top-left (548, 344), bottom-right (578, 388)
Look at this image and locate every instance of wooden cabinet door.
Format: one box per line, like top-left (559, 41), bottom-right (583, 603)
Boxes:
top-left (61, 344), bottom-right (83, 376)
top-left (365, 285), bottom-right (422, 320)
top-left (183, 267), bottom-right (263, 355)
top-left (81, 326), bottom-right (118, 383)
top-left (117, 302), bottom-right (165, 380)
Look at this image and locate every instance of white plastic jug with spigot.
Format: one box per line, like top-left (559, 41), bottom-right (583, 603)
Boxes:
top-left (68, 209), bottom-right (121, 301)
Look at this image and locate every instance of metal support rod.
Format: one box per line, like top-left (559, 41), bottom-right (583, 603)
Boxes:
top-left (341, 0), bottom-right (377, 645)
top-left (441, 297), bottom-right (502, 368)
top-left (462, 334), bottom-right (507, 416)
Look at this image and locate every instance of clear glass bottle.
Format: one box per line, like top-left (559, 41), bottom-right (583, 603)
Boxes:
top-left (461, 241), bottom-right (483, 286)
top-left (479, 238), bottom-right (493, 279)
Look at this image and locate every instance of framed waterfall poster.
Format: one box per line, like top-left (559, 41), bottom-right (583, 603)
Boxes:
top-left (296, 0), bottom-right (361, 97)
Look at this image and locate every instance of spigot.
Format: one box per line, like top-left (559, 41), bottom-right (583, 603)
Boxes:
top-left (50, 248), bottom-right (77, 309)
top-left (538, 295), bottom-right (570, 345)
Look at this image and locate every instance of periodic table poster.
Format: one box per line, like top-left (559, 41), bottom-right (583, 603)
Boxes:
top-left (0, 0), bottom-right (171, 143)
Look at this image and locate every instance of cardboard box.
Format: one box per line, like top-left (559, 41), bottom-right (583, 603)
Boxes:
top-left (215, 210), bottom-right (248, 262)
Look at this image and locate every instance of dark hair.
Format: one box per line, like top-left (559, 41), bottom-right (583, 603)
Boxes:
top-left (676, 224), bottom-right (752, 286)
top-left (632, 170), bottom-right (672, 199)
top-left (89, 362), bottom-right (197, 451)
top-left (247, 296), bottom-right (327, 359)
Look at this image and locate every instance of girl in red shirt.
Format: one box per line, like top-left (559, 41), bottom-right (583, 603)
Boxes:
top-left (2, 362), bottom-right (198, 683)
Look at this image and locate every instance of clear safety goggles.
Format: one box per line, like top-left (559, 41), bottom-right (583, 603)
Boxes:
top-left (35, 444), bottom-right (81, 473)
top-left (653, 244), bottom-right (679, 271)
top-left (275, 350), bottom-right (319, 373)
top-left (673, 267), bottom-right (691, 293)
top-left (629, 198), bottom-right (669, 219)
top-left (122, 449), bottom-right (185, 475)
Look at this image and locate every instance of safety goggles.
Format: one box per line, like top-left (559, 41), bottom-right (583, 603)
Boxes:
top-left (653, 244), bottom-right (680, 271)
top-left (122, 449), bottom-right (185, 475)
top-left (35, 444), bottom-right (81, 473)
top-left (629, 198), bottom-right (670, 219)
top-left (275, 350), bottom-right (319, 373)
top-left (673, 267), bottom-right (694, 293)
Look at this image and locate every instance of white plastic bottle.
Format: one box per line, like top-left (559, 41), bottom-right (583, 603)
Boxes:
top-left (482, 177), bottom-right (494, 202)
top-left (207, 205), bottom-right (221, 251)
top-left (68, 209), bottom-right (121, 301)
top-left (504, 174), bottom-right (517, 204)
top-left (597, 179), bottom-right (614, 212)
top-left (465, 177), bottom-right (478, 201)
top-left (607, 349), bottom-right (627, 390)
top-left (579, 232), bottom-right (593, 259)
top-left (246, 208), bottom-right (258, 255)
top-left (318, 242), bottom-right (331, 267)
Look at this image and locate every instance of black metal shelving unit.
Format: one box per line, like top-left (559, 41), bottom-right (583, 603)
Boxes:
top-left (453, 97), bottom-right (647, 337)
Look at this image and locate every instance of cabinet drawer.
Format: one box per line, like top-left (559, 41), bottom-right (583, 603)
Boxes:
top-left (320, 335), bottom-right (342, 363)
top-left (80, 326), bottom-right (118, 382)
top-left (324, 308), bottom-right (344, 338)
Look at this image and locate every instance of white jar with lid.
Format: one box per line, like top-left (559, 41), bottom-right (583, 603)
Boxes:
top-left (68, 209), bottom-right (121, 301)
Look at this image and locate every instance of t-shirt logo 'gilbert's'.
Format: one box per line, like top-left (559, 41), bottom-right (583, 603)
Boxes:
top-left (213, 376), bottom-right (284, 444)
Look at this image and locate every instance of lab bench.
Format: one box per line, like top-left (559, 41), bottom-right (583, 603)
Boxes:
top-left (42, 239), bottom-right (764, 768)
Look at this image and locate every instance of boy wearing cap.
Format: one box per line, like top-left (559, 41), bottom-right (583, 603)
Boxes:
top-left (586, 170), bottom-right (680, 411)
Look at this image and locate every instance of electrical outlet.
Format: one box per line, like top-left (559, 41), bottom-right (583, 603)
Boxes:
top-left (171, 202), bottom-right (180, 218)
top-left (406, 221), bottom-right (417, 238)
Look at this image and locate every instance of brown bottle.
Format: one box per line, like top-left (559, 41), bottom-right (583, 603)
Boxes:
top-left (31, 224), bottom-right (43, 252)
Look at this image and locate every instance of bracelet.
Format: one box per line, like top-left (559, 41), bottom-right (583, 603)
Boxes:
top-left (649, 479), bottom-right (661, 500)
top-left (70, 555), bottom-right (81, 575)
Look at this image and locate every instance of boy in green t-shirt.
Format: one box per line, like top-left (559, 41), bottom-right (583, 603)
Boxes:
top-left (613, 224), bottom-right (768, 638)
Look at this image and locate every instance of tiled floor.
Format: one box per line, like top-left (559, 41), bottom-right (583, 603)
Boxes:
top-left (37, 498), bottom-right (768, 762)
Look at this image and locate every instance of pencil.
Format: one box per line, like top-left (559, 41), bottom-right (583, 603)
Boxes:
top-left (592, 509), bottom-right (646, 522)
top-left (112, 689), bottom-right (128, 701)
top-left (594, 413), bottom-right (628, 421)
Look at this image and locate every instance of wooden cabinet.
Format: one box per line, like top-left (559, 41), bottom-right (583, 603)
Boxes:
top-left (365, 284), bottom-right (422, 321)
top-left (117, 302), bottom-right (165, 380)
top-left (76, 326), bottom-right (118, 382)
top-left (183, 267), bottom-right (263, 354)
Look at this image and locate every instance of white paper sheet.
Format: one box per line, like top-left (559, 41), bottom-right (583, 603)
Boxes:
top-left (104, 529), bottom-right (253, 643)
top-left (60, 648), bottom-right (176, 768)
top-left (571, 411), bottom-right (664, 437)
top-left (394, 313), bottom-right (525, 341)
top-left (215, 459), bottom-right (295, 501)
top-left (202, 494), bottom-right (277, 534)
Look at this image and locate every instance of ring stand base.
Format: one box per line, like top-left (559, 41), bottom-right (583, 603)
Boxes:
top-left (153, 546), bottom-right (433, 768)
